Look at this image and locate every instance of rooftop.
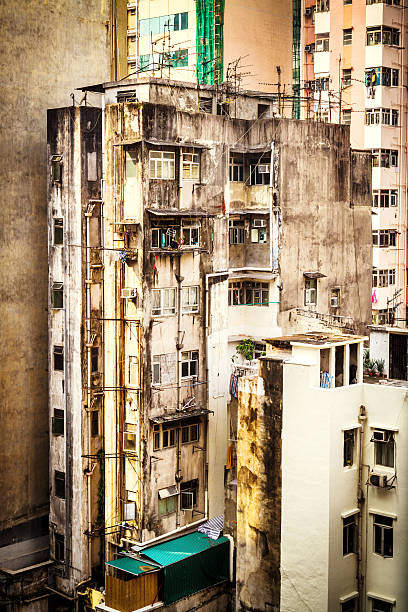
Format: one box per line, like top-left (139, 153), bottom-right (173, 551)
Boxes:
top-left (265, 332), bottom-right (367, 348)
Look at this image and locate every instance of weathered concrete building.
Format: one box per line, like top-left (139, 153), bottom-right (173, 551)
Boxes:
top-left (0, 1), bottom-right (128, 610)
top-left (47, 76), bottom-right (372, 609)
top-left (235, 333), bottom-right (408, 612)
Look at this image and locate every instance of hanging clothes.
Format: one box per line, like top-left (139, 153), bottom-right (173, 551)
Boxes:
top-left (229, 374), bottom-right (239, 398)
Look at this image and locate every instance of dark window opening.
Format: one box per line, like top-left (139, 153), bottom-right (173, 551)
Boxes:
top-left (343, 514), bottom-right (357, 555)
top-left (91, 347), bottom-right (99, 373)
top-left (180, 479), bottom-right (198, 509)
top-left (258, 104), bottom-right (270, 118)
top-left (54, 219), bottom-right (63, 245)
top-left (55, 534), bottom-right (65, 562)
top-left (374, 514), bottom-right (393, 557)
top-left (55, 470), bottom-right (65, 499)
top-left (344, 430), bottom-right (355, 467)
top-left (52, 283), bottom-right (63, 309)
top-left (91, 411), bottom-right (99, 437)
top-left (52, 409), bottom-right (64, 436)
top-left (53, 346), bottom-right (64, 371)
top-left (51, 155), bottom-right (62, 183)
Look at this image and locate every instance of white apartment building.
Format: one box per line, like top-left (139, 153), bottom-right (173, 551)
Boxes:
top-left (236, 332), bottom-right (408, 612)
top-left (308, 0), bottom-right (407, 326)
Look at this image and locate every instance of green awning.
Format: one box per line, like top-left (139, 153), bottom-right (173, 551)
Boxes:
top-left (141, 532), bottom-right (229, 567)
top-left (106, 556), bottom-right (157, 576)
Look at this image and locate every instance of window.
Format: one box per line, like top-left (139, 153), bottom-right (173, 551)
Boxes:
top-left (367, 0), bottom-right (400, 5)
top-left (344, 429), bottom-right (355, 466)
top-left (392, 109), bottom-right (398, 126)
top-left (304, 278), bottom-right (317, 306)
top-left (52, 283), bottom-right (63, 309)
top-left (55, 470), bottom-right (65, 499)
top-left (316, 35), bottom-right (329, 52)
top-left (151, 225), bottom-right (181, 249)
top-left (52, 409), bottom-right (64, 436)
top-left (181, 423), bottom-right (199, 444)
top-left (343, 69), bottom-right (352, 87)
top-left (152, 288), bottom-right (177, 316)
top-left (365, 108), bottom-right (398, 126)
top-left (258, 103), bottom-right (270, 118)
top-left (372, 268), bottom-right (396, 287)
top-left (373, 430), bottom-right (395, 467)
top-left (91, 347), bottom-right (98, 372)
top-left (229, 219), bottom-right (245, 244)
top-left (182, 286), bottom-right (199, 313)
top-left (182, 152), bottom-right (199, 179)
top-left (153, 424), bottom-right (177, 450)
top-left (344, 0), bottom-right (352, 4)
top-left (254, 342), bottom-right (266, 359)
top-left (181, 350), bottom-right (199, 379)
top-left (366, 26), bottom-right (400, 47)
top-left (182, 223), bottom-right (200, 247)
top-left (315, 77), bottom-right (329, 91)
top-left (54, 219), bottom-right (63, 245)
top-left (53, 346), bottom-right (64, 371)
top-left (343, 514), bottom-right (357, 555)
top-left (228, 281), bottom-right (269, 306)
top-left (140, 12), bottom-right (188, 37)
top-left (152, 353), bottom-right (177, 385)
top-left (129, 356), bottom-right (139, 386)
top-left (180, 479), bottom-right (198, 510)
top-left (251, 219), bottom-right (268, 243)
top-left (316, 0), bottom-right (329, 10)
top-left (149, 151), bottom-right (175, 179)
top-left (55, 534), bottom-right (64, 562)
top-left (371, 149), bottom-right (398, 168)
top-left (51, 155), bottom-right (62, 183)
top-left (315, 109), bottom-right (329, 123)
top-left (365, 67), bottom-right (399, 87)
top-left (373, 514), bottom-right (393, 557)
top-left (91, 410), bottom-right (99, 437)
top-left (372, 189), bottom-right (398, 208)
top-left (371, 599), bottom-right (393, 612)
top-left (249, 161), bottom-right (270, 185)
top-left (158, 493), bottom-right (177, 516)
top-left (343, 28), bottom-right (352, 45)
top-left (161, 49), bottom-right (188, 68)
top-left (199, 95), bottom-right (213, 113)
top-left (229, 154), bottom-right (244, 182)
top-left (342, 599), bottom-right (357, 612)
top-left (123, 426), bottom-right (137, 453)
top-left (342, 109), bottom-right (352, 125)
top-left (372, 230), bottom-right (397, 248)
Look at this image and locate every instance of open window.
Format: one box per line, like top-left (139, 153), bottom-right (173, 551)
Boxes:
top-left (158, 485), bottom-right (178, 516)
top-left (52, 283), bottom-right (64, 309)
top-left (251, 218), bottom-right (268, 244)
top-left (180, 479), bottom-right (198, 510)
top-left (182, 221), bottom-right (200, 247)
top-left (343, 513), bottom-right (357, 555)
top-left (53, 346), bottom-right (64, 371)
top-left (182, 151), bottom-right (200, 180)
top-left (52, 409), bottom-right (64, 435)
top-left (123, 424), bottom-right (138, 453)
top-left (248, 157), bottom-right (270, 185)
top-left (229, 219), bottom-right (245, 244)
top-left (372, 429), bottom-right (395, 468)
top-left (51, 155), bottom-right (62, 183)
top-left (373, 514), bottom-right (394, 558)
top-left (181, 350), bottom-right (199, 379)
top-left (54, 219), bottom-right (63, 245)
top-left (151, 224), bottom-right (181, 249)
top-left (304, 278), bottom-right (317, 305)
top-left (54, 470), bottom-right (65, 499)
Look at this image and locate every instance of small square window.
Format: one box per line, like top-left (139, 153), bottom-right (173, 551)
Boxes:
top-left (54, 219), bottom-right (63, 245)
top-left (53, 346), bottom-right (64, 371)
top-left (52, 283), bottom-right (64, 309)
top-left (52, 409), bottom-right (64, 436)
top-left (55, 534), bottom-right (65, 562)
top-left (55, 470), bottom-right (65, 499)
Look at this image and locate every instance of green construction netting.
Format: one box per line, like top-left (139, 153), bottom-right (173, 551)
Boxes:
top-left (196, 0), bottom-right (224, 85)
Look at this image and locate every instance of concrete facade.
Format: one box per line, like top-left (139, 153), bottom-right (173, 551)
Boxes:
top-left (0, 0), bottom-right (128, 606)
top-left (48, 77), bottom-right (373, 610)
top-left (236, 333), bottom-right (408, 612)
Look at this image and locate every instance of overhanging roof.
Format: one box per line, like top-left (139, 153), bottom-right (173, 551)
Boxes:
top-left (303, 271), bottom-right (326, 279)
top-left (150, 408), bottom-right (212, 424)
top-left (106, 557), bottom-right (157, 576)
top-left (141, 532), bottom-right (229, 567)
top-left (229, 209), bottom-right (269, 216)
top-left (146, 208), bottom-right (213, 217)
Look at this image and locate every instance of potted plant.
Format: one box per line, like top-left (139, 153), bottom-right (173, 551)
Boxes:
top-left (375, 358), bottom-right (385, 378)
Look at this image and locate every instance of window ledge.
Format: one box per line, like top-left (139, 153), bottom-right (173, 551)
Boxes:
top-left (367, 593), bottom-right (396, 605)
top-left (369, 508), bottom-right (397, 519)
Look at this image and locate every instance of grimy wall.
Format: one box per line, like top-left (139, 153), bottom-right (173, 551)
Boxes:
top-left (0, 0), bottom-right (125, 545)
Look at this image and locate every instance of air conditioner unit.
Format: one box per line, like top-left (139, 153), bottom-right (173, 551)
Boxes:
top-left (258, 164), bottom-right (270, 174)
top-left (369, 472), bottom-right (388, 488)
top-left (305, 45), bottom-right (312, 52)
top-left (121, 288), bottom-right (137, 299)
top-left (330, 296), bottom-right (339, 308)
top-left (305, 7), bottom-right (312, 16)
top-left (252, 219), bottom-right (267, 228)
top-left (372, 429), bottom-right (388, 442)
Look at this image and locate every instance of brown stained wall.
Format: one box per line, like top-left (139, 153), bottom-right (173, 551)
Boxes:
top-left (236, 359), bottom-right (283, 612)
top-left (0, 0), bottom-right (116, 542)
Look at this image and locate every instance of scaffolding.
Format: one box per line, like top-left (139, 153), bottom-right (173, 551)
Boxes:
top-left (292, 0), bottom-right (301, 119)
top-left (196, 0), bottom-right (224, 85)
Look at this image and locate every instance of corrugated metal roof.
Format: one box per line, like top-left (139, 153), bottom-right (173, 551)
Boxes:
top-left (106, 557), bottom-right (157, 576)
top-left (142, 532), bottom-right (229, 567)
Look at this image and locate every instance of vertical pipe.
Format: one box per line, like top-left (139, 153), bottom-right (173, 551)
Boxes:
top-left (269, 142), bottom-right (275, 271)
top-left (357, 405), bottom-right (367, 612)
top-left (85, 211), bottom-right (92, 577)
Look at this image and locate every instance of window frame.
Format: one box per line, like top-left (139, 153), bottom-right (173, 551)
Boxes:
top-left (54, 470), bottom-right (65, 499)
top-left (181, 423), bottom-right (199, 444)
top-left (53, 218), bottom-right (63, 245)
top-left (180, 350), bottom-right (199, 379)
top-left (228, 280), bottom-right (269, 306)
top-left (304, 278), bottom-right (317, 306)
top-left (373, 430), bottom-right (395, 468)
top-left (343, 513), bottom-right (357, 555)
top-left (182, 152), bottom-right (200, 180)
top-left (229, 154), bottom-right (244, 182)
top-left (343, 28), bottom-right (353, 45)
top-left (152, 287), bottom-right (177, 317)
top-left (123, 428), bottom-right (137, 453)
top-left (343, 69), bottom-right (352, 87)
top-left (149, 150), bottom-right (175, 180)
top-left (55, 533), bottom-right (65, 562)
top-left (180, 479), bottom-right (199, 510)
top-left (316, 35), bottom-right (330, 52)
top-left (182, 223), bottom-right (200, 247)
top-left (229, 219), bottom-right (245, 244)
top-left (158, 493), bottom-right (177, 516)
top-left (344, 429), bottom-right (355, 467)
top-left (52, 282), bottom-right (64, 309)
top-left (373, 514), bottom-right (394, 558)
top-left (53, 345), bottom-right (64, 372)
top-left (251, 218), bottom-right (268, 244)
top-left (52, 409), bottom-right (64, 436)
top-left (152, 353), bottom-right (177, 386)
top-left (182, 286), bottom-right (200, 313)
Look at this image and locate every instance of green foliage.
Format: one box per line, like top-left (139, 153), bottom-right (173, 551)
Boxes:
top-left (235, 338), bottom-right (255, 362)
top-left (375, 358), bottom-right (385, 375)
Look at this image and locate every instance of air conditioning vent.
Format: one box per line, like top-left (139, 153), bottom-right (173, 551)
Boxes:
top-left (369, 472), bottom-right (388, 488)
top-left (121, 288), bottom-right (137, 299)
top-left (372, 429), bottom-right (389, 442)
top-left (258, 164), bottom-right (270, 174)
